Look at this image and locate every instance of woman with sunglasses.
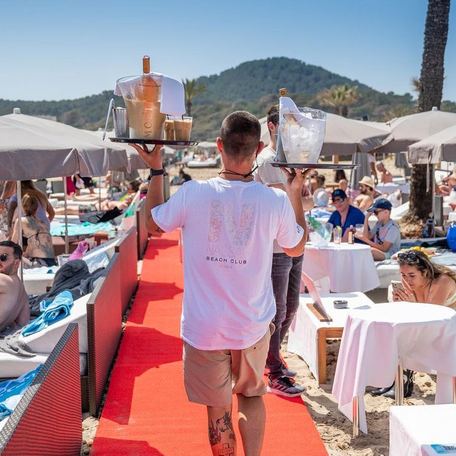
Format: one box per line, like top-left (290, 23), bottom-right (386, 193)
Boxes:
top-left (11, 194), bottom-right (56, 267)
top-left (372, 249), bottom-right (456, 399)
top-left (354, 198), bottom-right (401, 261)
top-left (393, 249), bottom-right (456, 309)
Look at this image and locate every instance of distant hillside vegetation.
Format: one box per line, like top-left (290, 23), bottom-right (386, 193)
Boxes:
top-left (1, 57), bottom-right (455, 140)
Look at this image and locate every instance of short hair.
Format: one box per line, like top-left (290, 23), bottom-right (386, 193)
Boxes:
top-left (22, 193), bottom-right (39, 216)
top-left (267, 105), bottom-right (279, 126)
top-left (220, 111), bottom-right (261, 161)
top-left (0, 240), bottom-right (23, 259)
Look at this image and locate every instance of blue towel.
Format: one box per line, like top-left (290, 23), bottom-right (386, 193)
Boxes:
top-left (0, 404), bottom-right (11, 420)
top-left (22, 291), bottom-right (74, 337)
top-left (0, 366), bottom-right (42, 420)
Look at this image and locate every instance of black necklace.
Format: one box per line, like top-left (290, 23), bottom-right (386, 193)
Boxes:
top-left (218, 165), bottom-right (258, 179)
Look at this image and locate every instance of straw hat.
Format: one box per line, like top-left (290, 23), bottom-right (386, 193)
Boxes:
top-left (358, 176), bottom-right (376, 190)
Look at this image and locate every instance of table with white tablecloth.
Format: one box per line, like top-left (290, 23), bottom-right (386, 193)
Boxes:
top-left (332, 302), bottom-right (456, 434)
top-left (390, 405), bottom-right (456, 456)
top-left (287, 292), bottom-right (374, 384)
top-left (302, 242), bottom-right (379, 293)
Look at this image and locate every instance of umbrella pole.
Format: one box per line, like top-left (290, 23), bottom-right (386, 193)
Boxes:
top-left (98, 177), bottom-right (102, 211)
top-left (16, 181), bottom-right (23, 281)
top-left (63, 177), bottom-right (69, 254)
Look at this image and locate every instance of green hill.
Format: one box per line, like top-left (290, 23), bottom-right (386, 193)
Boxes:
top-left (1, 57), bottom-right (454, 139)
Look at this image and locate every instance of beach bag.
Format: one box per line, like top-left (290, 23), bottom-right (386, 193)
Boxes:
top-left (447, 224), bottom-right (456, 252)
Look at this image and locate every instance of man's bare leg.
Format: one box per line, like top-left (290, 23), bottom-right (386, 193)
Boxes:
top-left (207, 406), bottom-right (236, 456)
top-left (237, 394), bottom-right (266, 456)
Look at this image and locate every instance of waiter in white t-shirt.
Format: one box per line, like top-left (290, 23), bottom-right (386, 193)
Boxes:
top-left (131, 111), bottom-right (307, 456)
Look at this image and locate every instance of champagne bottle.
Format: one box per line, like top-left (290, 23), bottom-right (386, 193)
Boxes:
top-left (275, 88), bottom-right (288, 162)
top-left (128, 55), bottom-right (165, 138)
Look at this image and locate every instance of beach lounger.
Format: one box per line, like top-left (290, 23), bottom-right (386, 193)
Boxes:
top-left (3, 252), bottom-right (123, 415)
top-left (0, 324), bottom-right (81, 455)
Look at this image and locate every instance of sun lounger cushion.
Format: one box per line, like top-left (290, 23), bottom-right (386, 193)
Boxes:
top-left (0, 353), bottom-right (87, 380)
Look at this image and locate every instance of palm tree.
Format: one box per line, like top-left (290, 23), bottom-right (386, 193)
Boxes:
top-left (182, 78), bottom-right (206, 117)
top-left (316, 84), bottom-right (359, 117)
top-left (408, 0), bottom-right (451, 222)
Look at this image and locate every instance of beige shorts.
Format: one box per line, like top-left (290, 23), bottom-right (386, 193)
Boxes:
top-left (183, 326), bottom-right (273, 407)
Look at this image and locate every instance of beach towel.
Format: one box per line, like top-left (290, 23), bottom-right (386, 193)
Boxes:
top-left (22, 291), bottom-right (74, 337)
top-left (0, 366), bottom-right (41, 421)
top-left (29, 260), bottom-right (105, 316)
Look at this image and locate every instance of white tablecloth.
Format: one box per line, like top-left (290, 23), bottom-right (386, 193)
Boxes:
top-left (302, 242), bottom-right (379, 293)
top-left (287, 292), bottom-right (374, 382)
top-left (332, 302), bottom-right (456, 433)
top-left (390, 405), bottom-right (456, 456)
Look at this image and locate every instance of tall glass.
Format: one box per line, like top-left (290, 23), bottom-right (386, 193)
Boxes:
top-left (333, 226), bottom-right (342, 244)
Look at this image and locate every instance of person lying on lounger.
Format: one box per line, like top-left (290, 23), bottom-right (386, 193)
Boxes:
top-left (0, 240), bottom-right (30, 334)
top-left (101, 180), bottom-right (141, 211)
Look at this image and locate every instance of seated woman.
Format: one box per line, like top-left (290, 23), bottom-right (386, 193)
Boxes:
top-left (101, 180), bottom-right (141, 211)
top-left (393, 249), bottom-right (456, 309)
top-left (8, 180), bottom-right (55, 232)
top-left (372, 249), bottom-right (456, 399)
top-left (354, 198), bottom-right (401, 260)
top-left (11, 194), bottom-right (56, 267)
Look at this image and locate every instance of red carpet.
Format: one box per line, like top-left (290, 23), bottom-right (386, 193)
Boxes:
top-left (92, 231), bottom-right (327, 455)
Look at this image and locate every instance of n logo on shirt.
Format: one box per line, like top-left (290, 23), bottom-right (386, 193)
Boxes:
top-left (207, 200), bottom-right (254, 259)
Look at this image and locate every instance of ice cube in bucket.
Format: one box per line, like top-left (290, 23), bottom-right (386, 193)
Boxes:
top-left (279, 107), bottom-right (326, 163)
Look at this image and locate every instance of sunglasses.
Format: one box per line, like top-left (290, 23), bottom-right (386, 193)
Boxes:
top-left (0, 253), bottom-right (9, 262)
top-left (333, 198), bottom-right (345, 203)
top-left (374, 209), bottom-right (384, 215)
top-left (397, 250), bottom-right (424, 265)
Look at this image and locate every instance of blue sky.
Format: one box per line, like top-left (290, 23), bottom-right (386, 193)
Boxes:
top-left (1, 0), bottom-right (455, 101)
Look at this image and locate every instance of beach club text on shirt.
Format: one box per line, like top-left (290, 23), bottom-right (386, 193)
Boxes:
top-left (152, 177), bottom-right (303, 351)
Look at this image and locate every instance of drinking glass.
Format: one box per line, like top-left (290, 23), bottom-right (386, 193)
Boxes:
top-left (324, 223), bottom-right (333, 242)
top-left (333, 227), bottom-right (341, 244)
top-left (355, 224), bottom-right (364, 236)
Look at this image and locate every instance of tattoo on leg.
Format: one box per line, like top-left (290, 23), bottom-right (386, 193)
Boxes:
top-left (208, 412), bottom-right (235, 446)
top-left (209, 419), bottom-right (221, 445)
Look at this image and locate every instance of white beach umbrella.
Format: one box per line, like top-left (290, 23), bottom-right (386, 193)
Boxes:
top-left (0, 113), bottom-right (128, 180)
top-left (377, 109), bottom-right (456, 154)
top-left (0, 112), bottom-right (129, 253)
top-left (408, 124), bottom-right (456, 164)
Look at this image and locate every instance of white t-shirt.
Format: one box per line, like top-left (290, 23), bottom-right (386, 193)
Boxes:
top-left (152, 177), bottom-right (303, 350)
top-left (254, 145), bottom-right (286, 187)
top-left (254, 145), bottom-right (288, 254)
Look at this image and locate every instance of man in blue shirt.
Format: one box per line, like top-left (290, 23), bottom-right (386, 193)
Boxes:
top-left (328, 189), bottom-right (365, 242)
